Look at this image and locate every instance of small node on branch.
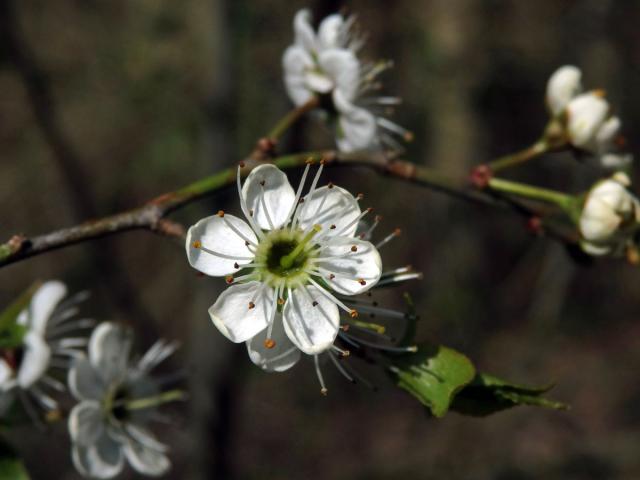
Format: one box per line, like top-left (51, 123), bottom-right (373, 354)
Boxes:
top-left (526, 216), bottom-right (544, 236)
top-left (256, 137), bottom-right (277, 157)
top-left (470, 164), bottom-right (493, 189)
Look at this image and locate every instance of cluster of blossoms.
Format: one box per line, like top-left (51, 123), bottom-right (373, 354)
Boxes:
top-left (0, 282), bottom-right (180, 479)
top-left (546, 65), bottom-right (632, 169)
top-left (544, 66), bottom-right (640, 257)
top-left (186, 162), bottom-right (418, 390)
top-left (282, 9), bottom-right (411, 152)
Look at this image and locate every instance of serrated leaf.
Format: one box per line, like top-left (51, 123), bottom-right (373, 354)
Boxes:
top-left (0, 438), bottom-right (30, 480)
top-left (389, 344), bottom-right (476, 418)
top-left (451, 372), bottom-right (569, 416)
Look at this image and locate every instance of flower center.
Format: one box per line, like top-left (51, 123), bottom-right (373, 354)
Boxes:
top-left (254, 227), bottom-right (320, 288)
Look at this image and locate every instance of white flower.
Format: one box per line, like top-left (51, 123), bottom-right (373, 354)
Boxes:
top-left (546, 65), bottom-right (582, 116)
top-left (0, 280), bottom-right (92, 416)
top-left (579, 172), bottom-right (640, 256)
top-left (545, 66), bottom-right (633, 168)
top-left (282, 9), bottom-right (409, 152)
top-left (186, 162), bottom-right (382, 371)
top-left (68, 322), bottom-right (179, 479)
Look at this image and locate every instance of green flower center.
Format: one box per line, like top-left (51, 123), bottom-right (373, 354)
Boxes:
top-left (254, 227), bottom-right (320, 288)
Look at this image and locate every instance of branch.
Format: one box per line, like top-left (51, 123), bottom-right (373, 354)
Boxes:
top-left (0, 150), bottom-right (505, 269)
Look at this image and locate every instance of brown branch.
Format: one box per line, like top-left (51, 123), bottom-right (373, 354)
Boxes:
top-left (0, 150), bottom-right (512, 269)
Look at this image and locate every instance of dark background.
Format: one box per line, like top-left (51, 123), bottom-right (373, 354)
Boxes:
top-left (2, 0), bottom-right (640, 478)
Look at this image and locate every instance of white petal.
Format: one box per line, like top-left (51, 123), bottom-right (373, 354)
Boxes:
top-left (89, 322), bottom-right (132, 385)
top-left (209, 281), bottom-right (274, 343)
top-left (580, 241), bottom-right (612, 256)
top-left (595, 116), bottom-right (621, 150)
top-left (69, 401), bottom-right (105, 446)
top-left (17, 332), bottom-right (50, 388)
top-left (72, 434), bottom-right (124, 479)
top-left (546, 65), bottom-right (582, 115)
top-left (296, 185), bottom-right (361, 238)
top-left (0, 360), bottom-right (12, 388)
top-left (318, 237), bottom-right (382, 295)
top-left (318, 49), bottom-right (360, 102)
top-left (333, 93), bottom-right (378, 152)
top-left (246, 315), bottom-right (301, 372)
top-left (283, 45), bottom-right (316, 106)
top-left (283, 286), bottom-right (339, 354)
top-left (123, 438), bottom-right (171, 477)
top-left (304, 70), bottom-right (335, 93)
top-left (318, 14), bottom-right (345, 50)
top-left (242, 164), bottom-right (296, 230)
top-left (68, 357), bottom-right (106, 401)
top-left (186, 214), bottom-right (257, 276)
top-left (24, 280), bottom-right (67, 335)
top-left (601, 153), bottom-right (633, 169)
top-left (293, 9), bottom-right (317, 52)
top-left (567, 93), bottom-right (609, 150)
top-left (125, 424), bottom-right (169, 453)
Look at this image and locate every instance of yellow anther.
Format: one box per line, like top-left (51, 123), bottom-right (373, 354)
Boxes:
top-left (192, 241), bottom-right (202, 249)
top-left (264, 338), bottom-right (276, 349)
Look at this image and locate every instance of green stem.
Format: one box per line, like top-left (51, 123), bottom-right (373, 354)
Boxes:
top-left (488, 139), bottom-right (549, 173)
top-left (488, 177), bottom-right (574, 211)
top-left (267, 96), bottom-right (320, 141)
top-left (122, 389), bottom-right (186, 412)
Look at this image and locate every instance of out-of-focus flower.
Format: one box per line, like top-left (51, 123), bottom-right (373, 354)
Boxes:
top-left (545, 66), bottom-right (632, 169)
top-left (0, 280), bottom-right (92, 417)
top-left (186, 162), bottom-right (382, 372)
top-left (68, 322), bottom-right (180, 479)
top-left (546, 65), bottom-right (582, 116)
top-left (282, 9), bottom-right (410, 152)
top-left (579, 172), bottom-right (640, 256)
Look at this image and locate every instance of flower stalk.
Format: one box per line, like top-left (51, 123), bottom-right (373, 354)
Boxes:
top-left (488, 177), bottom-right (579, 217)
top-left (488, 139), bottom-right (549, 172)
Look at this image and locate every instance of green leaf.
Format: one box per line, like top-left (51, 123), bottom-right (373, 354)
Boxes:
top-left (0, 438), bottom-right (30, 480)
top-left (389, 344), bottom-right (476, 418)
top-left (0, 283), bottom-right (40, 350)
top-left (451, 372), bottom-right (569, 416)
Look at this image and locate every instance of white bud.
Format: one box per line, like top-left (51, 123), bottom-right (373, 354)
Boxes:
top-left (546, 65), bottom-right (582, 116)
top-left (566, 93), bottom-right (610, 150)
top-left (579, 173), bottom-right (640, 255)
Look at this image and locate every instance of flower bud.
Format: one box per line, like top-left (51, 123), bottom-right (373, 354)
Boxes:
top-left (579, 172), bottom-right (640, 255)
top-left (546, 65), bottom-right (582, 116)
top-left (566, 92), bottom-right (610, 150)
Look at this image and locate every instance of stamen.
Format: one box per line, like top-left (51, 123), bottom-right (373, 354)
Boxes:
top-left (259, 184), bottom-right (276, 230)
top-left (293, 161), bottom-right (325, 229)
top-left (260, 346), bottom-right (298, 366)
top-left (375, 272), bottom-right (423, 287)
top-left (223, 217), bottom-right (258, 248)
top-left (217, 210), bottom-right (225, 217)
top-left (237, 165), bottom-right (266, 240)
top-left (331, 345), bottom-right (350, 357)
top-left (362, 215), bottom-right (382, 240)
top-left (264, 338), bottom-right (276, 349)
top-left (328, 352), bottom-right (355, 383)
top-left (375, 228), bottom-right (401, 250)
top-left (248, 302), bottom-right (256, 309)
top-left (285, 162), bottom-right (311, 227)
top-left (377, 117), bottom-right (413, 142)
top-left (265, 286), bottom-right (280, 342)
top-left (314, 355), bottom-right (328, 396)
top-left (311, 182), bottom-right (333, 220)
top-left (335, 207), bottom-right (373, 236)
top-left (342, 334), bottom-right (417, 353)
top-left (192, 242), bottom-right (254, 262)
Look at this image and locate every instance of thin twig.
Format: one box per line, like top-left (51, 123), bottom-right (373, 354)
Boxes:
top-left (0, 150), bottom-right (507, 269)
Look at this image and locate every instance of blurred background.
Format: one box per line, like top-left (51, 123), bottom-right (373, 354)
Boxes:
top-left (2, 0), bottom-right (640, 478)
